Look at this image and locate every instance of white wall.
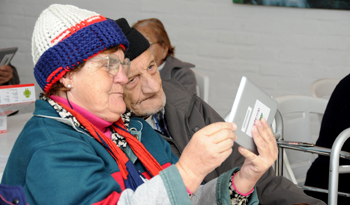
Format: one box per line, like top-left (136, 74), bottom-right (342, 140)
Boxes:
top-left (1, 0), bottom-right (350, 116)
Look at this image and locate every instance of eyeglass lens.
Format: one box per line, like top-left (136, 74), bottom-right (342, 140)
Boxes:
top-left (108, 54), bottom-right (130, 76)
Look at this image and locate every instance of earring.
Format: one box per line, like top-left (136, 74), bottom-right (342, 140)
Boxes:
top-left (67, 84), bottom-right (71, 89)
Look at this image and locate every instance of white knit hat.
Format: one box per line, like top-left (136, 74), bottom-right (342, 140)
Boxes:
top-left (32, 4), bottom-right (101, 65)
top-left (32, 4), bottom-right (129, 92)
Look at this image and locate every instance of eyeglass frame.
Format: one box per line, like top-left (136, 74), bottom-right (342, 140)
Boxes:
top-left (149, 41), bottom-right (161, 46)
top-left (89, 54), bottom-right (130, 76)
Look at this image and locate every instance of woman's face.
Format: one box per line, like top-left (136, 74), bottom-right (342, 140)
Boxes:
top-left (65, 49), bottom-right (128, 122)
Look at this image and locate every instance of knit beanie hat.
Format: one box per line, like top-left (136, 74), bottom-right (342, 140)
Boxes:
top-left (32, 4), bottom-right (129, 92)
top-left (114, 18), bottom-right (150, 61)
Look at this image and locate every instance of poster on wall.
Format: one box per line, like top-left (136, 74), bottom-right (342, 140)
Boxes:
top-left (233, 0), bottom-right (350, 10)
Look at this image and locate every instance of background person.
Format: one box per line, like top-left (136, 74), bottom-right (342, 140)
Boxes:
top-left (0, 63), bottom-right (19, 85)
top-left (118, 18), bottom-right (326, 205)
top-left (2, 4), bottom-right (277, 205)
top-left (305, 73), bottom-right (350, 204)
top-left (132, 18), bottom-right (197, 94)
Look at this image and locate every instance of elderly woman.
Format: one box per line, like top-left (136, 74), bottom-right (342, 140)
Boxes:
top-left (2, 4), bottom-right (277, 205)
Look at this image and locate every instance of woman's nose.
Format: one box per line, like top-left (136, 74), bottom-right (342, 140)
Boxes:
top-left (113, 65), bottom-right (128, 85)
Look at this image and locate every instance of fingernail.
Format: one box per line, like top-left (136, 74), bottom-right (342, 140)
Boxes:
top-left (252, 125), bottom-right (257, 132)
top-left (231, 122), bottom-right (237, 130)
top-left (256, 120), bottom-right (261, 127)
top-left (239, 146), bottom-right (245, 153)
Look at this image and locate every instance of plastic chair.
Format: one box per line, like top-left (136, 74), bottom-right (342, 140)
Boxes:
top-left (310, 78), bottom-right (340, 123)
top-left (192, 69), bottom-right (209, 103)
top-left (310, 78), bottom-right (340, 99)
top-left (274, 95), bottom-right (328, 185)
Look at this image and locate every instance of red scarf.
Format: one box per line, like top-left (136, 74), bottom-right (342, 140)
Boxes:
top-left (56, 102), bottom-right (163, 180)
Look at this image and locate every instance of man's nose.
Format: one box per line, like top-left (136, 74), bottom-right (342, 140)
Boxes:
top-left (141, 75), bottom-right (160, 94)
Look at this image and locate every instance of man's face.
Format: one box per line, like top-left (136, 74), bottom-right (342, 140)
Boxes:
top-left (123, 49), bottom-right (166, 117)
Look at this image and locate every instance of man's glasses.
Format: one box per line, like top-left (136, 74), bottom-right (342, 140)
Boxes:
top-left (149, 41), bottom-right (160, 46)
top-left (90, 54), bottom-right (130, 76)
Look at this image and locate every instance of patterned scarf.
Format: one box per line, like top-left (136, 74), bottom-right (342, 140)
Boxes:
top-left (40, 94), bottom-right (163, 191)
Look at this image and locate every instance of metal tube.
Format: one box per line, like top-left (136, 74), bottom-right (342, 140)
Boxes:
top-left (274, 110), bottom-right (284, 176)
top-left (328, 128), bottom-right (350, 205)
top-left (339, 165), bottom-right (350, 174)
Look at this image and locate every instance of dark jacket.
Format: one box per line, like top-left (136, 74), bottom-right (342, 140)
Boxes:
top-left (305, 73), bottom-right (350, 204)
top-left (160, 56), bottom-right (197, 94)
top-left (161, 79), bottom-right (326, 205)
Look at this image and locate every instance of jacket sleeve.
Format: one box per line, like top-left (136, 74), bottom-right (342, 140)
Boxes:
top-left (25, 140), bottom-right (188, 205)
top-left (118, 165), bottom-right (191, 205)
top-left (171, 67), bottom-right (197, 94)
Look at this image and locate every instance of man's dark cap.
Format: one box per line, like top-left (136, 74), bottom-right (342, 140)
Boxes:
top-left (114, 18), bottom-right (150, 61)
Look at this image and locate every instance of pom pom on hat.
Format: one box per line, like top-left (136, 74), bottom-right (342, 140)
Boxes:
top-left (32, 4), bottom-right (129, 92)
top-left (114, 18), bottom-right (150, 61)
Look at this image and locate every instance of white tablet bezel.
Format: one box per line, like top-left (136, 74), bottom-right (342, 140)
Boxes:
top-left (228, 76), bottom-right (278, 155)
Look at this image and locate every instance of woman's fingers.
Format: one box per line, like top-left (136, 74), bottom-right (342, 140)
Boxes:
top-left (198, 122), bottom-right (237, 137)
top-left (252, 118), bottom-right (278, 160)
top-left (238, 146), bottom-right (259, 164)
top-left (211, 127), bottom-right (237, 144)
top-left (214, 137), bottom-right (234, 153)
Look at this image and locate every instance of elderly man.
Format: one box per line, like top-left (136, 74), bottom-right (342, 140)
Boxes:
top-left (116, 18), bottom-right (325, 205)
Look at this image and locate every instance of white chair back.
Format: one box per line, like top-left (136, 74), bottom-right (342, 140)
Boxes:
top-left (310, 78), bottom-right (340, 99)
top-left (192, 69), bottom-right (209, 103)
top-left (275, 95), bottom-right (328, 185)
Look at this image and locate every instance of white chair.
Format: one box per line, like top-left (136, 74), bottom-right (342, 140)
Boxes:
top-left (310, 78), bottom-right (340, 123)
top-left (192, 69), bottom-right (209, 103)
top-left (275, 95), bottom-right (328, 185)
top-left (310, 78), bottom-right (340, 99)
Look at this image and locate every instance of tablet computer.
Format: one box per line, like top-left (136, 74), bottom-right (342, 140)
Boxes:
top-left (0, 47), bottom-right (18, 67)
top-left (227, 76), bottom-right (278, 155)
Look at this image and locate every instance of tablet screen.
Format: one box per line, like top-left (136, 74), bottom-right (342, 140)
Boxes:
top-left (0, 47), bottom-right (18, 67)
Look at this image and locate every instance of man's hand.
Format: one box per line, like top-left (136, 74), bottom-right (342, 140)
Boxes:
top-left (176, 122), bottom-right (237, 193)
top-left (0, 65), bottom-right (13, 85)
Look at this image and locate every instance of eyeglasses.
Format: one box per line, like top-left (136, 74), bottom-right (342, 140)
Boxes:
top-left (90, 54), bottom-right (130, 76)
top-left (149, 41), bottom-right (160, 46)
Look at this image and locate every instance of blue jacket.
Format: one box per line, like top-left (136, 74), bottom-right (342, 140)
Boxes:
top-left (2, 99), bottom-right (258, 205)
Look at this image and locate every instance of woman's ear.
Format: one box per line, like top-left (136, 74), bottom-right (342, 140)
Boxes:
top-left (59, 72), bottom-right (74, 88)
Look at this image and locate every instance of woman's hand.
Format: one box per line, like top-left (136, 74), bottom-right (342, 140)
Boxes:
top-left (176, 122), bottom-right (237, 193)
top-left (234, 118), bottom-right (278, 194)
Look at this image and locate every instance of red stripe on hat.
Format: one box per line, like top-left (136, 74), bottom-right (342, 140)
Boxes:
top-left (51, 15), bottom-right (107, 45)
top-left (46, 66), bottom-right (65, 83)
top-left (44, 67), bottom-right (67, 92)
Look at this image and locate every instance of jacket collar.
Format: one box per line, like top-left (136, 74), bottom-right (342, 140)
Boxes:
top-left (160, 56), bottom-right (195, 80)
